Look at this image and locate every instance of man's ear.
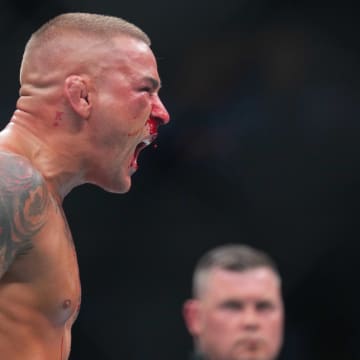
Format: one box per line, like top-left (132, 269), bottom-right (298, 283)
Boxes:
top-left (183, 299), bottom-right (203, 336)
top-left (64, 75), bottom-right (92, 118)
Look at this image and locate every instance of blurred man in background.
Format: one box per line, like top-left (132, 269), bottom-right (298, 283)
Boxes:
top-left (183, 244), bottom-right (284, 360)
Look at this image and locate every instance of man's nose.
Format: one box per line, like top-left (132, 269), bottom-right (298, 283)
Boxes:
top-left (151, 95), bottom-right (170, 125)
top-left (242, 308), bottom-right (260, 330)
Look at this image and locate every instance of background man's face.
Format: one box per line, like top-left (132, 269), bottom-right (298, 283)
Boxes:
top-left (194, 267), bottom-right (283, 360)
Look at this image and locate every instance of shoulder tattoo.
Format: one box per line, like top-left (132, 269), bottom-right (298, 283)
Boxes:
top-left (0, 153), bottom-right (50, 277)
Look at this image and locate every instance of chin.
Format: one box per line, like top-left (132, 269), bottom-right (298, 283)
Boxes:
top-left (111, 180), bottom-right (132, 194)
top-left (95, 175), bottom-right (132, 194)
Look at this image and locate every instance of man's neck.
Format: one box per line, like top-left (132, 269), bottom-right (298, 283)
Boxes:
top-left (0, 120), bottom-right (85, 200)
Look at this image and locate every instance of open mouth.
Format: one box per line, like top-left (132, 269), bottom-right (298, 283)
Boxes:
top-left (130, 135), bottom-right (157, 171)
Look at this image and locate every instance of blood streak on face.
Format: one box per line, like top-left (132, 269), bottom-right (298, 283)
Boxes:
top-left (127, 116), bottom-right (160, 138)
top-left (146, 117), bottom-right (158, 135)
top-left (53, 111), bottom-right (64, 127)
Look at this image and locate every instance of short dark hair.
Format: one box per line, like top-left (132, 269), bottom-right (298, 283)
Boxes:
top-left (192, 244), bottom-right (280, 298)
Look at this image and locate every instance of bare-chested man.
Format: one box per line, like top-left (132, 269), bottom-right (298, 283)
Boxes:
top-left (0, 12), bottom-right (170, 360)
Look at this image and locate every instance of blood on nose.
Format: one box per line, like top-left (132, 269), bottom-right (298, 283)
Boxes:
top-left (151, 98), bottom-right (170, 125)
top-left (146, 117), bottom-right (159, 135)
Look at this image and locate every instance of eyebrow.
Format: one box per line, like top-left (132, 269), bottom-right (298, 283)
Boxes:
top-left (144, 76), bottom-right (161, 91)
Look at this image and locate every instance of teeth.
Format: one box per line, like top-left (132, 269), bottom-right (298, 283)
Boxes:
top-left (143, 139), bottom-right (151, 146)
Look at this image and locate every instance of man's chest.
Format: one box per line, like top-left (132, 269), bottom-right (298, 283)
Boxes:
top-left (3, 207), bottom-right (82, 326)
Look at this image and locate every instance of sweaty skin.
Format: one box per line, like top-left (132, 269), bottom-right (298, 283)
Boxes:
top-left (0, 151), bottom-right (81, 359)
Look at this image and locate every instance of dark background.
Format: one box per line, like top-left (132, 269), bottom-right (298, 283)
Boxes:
top-left (1, 1), bottom-right (360, 359)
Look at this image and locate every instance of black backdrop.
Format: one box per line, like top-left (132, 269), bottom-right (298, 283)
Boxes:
top-left (1, 1), bottom-right (360, 359)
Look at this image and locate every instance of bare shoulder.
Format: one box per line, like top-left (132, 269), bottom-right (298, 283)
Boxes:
top-left (0, 151), bottom-right (50, 278)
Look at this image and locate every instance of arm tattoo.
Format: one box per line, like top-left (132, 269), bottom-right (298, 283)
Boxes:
top-left (0, 152), bottom-right (49, 278)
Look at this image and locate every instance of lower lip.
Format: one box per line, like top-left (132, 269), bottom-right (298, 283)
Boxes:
top-left (129, 153), bottom-right (138, 172)
top-left (129, 162), bottom-right (138, 176)
top-left (239, 341), bottom-right (261, 350)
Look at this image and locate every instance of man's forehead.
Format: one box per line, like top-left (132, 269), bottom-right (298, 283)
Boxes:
top-left (103, 38), bottom-right (159, 76)
top-left (205, 267), bottom-right (281, 293)
top-left (110, 35), bottom-right (154, 59)
top-left (89, 44), bottom-right (160, 88)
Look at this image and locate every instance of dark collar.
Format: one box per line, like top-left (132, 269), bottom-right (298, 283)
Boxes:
top-left (189, 352), bottom-right (207, 360)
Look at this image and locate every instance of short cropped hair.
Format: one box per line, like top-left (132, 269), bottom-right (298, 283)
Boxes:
top-left (20, 13), bottom-right (151, 82)
top-left (192, 244), bottom-right (280, 298)
top-left (26, 12), bottom-right (150, 49)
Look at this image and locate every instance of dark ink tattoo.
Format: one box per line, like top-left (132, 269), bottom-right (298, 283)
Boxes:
top-left (0, 152), bottom-right (49, 277)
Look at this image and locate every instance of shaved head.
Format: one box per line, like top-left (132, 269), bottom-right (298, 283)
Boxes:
top-left (20, 13), bottom-right (151, 86)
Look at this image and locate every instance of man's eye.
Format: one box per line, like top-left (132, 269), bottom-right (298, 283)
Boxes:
top-left (221, 301), bottom-right (243, 310)
top-left (256, 301), bottom-right (274, 311)
top-left (140, 87), bottom-right (152, 93)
